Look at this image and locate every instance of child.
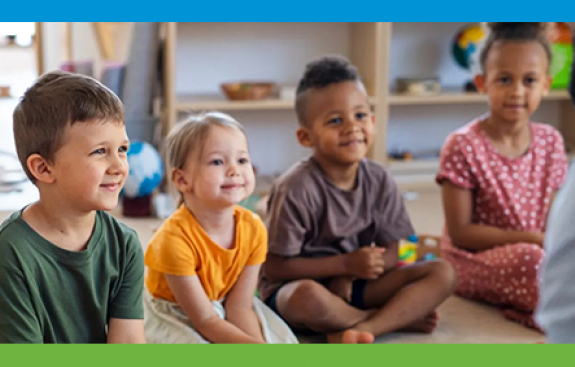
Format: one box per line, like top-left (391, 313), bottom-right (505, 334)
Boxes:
top-left (436, 22), bottom-right (568, 330)
top-left (0, 71), bottom-right (146, 343)
top-left (258, 56), bottom-right (457, 344)
top-left (536, 36), bottom-right (575, 342)
top-left (143, 112), bottom-right (297, 344)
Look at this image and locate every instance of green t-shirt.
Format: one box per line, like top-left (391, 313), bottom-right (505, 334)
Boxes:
top-left (0, 209), bottom-right (145, 343)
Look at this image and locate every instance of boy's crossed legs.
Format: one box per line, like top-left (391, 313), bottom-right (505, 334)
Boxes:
top-left (273, 259), bottom-right (457, 343)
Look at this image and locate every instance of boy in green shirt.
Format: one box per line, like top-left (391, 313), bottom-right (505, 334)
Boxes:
top-left (0, 71), bottom-right (146, 343)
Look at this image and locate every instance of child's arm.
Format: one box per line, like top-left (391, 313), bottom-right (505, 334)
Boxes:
top-left (166, 274), bottom-right (264, 344)
top-left (224, 265), bottom-right (265, 342)
top-left (265, 246), bottom-right (386, 282)
top-left (107, 319), bottom-right (146, 343)
top-left (442, 181), bottom-right (543, 251)
top-left (382, 241), bottom-right (399, 271)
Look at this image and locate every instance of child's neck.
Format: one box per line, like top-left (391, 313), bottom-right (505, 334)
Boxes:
top-left (482, 115), bottom-right (532, 158)
top-left (184, 196), bottom-right (236, 249)
top-left (22, 196), bottom-right (96, 252)
top-left (313, 153), bottom-right (360, 191)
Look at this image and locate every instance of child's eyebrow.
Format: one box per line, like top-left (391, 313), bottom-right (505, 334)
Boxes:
top-left (93, 139), bottom-right (130, 146)
top-left (208, 149), bottom-right (248, 155)
top-left (324, 109), bottom-right (344, 116)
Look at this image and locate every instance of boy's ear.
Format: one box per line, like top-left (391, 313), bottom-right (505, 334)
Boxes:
top-left (171, 168), bottom-right (192, 193)
top-left (474, 74), bottom-right (486, 93)
top-left (296, 126), bottom-right (314, 148)
top-left (26, 154), bottom-right (55, 184)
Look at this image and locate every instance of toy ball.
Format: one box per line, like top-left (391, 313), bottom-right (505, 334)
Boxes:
top-left (123, 141), bottom-right (164, 198)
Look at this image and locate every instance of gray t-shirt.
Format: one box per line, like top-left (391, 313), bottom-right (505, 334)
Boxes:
top-left (258, 157), bottom-right (415, 301)
top-left (536, 161), bottom-right (575, 343)
top-left (0, 209), bottom-right (145, 343)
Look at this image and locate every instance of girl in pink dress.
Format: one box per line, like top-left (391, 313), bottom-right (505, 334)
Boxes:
top-left (436, 22), bottom-right (568, 330)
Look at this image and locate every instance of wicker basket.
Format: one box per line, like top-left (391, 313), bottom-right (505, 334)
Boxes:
top-left (221, 82), bottom-right (275, 101)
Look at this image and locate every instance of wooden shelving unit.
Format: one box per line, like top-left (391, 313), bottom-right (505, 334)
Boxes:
top-left (176, 94), bottom-right (378, 112)
top-left (160, 22), bottom-right (575, 188)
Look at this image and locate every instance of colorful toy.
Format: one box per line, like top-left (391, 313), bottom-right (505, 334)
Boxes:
top-left (398, 235), bottom-right (419, 266)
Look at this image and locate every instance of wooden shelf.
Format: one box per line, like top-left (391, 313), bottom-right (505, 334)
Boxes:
top-left (177, 95), bottom-right (294, 111)
top-left (177, 94), bottom-right (377, 112)
top-left (388, 90), bottom-right (571, 106)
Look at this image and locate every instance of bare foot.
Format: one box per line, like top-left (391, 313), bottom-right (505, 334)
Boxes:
top-left (327, 329), bottom-right (375, 344)
top-left (400, 311), bottom-right (439, 333)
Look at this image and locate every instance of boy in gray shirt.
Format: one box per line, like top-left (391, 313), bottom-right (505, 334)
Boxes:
top-left (258, 56), bottom-right (456, 343)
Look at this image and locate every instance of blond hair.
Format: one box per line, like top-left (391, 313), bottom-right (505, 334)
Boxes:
top-left (165, 111), bottom-right (246, 206)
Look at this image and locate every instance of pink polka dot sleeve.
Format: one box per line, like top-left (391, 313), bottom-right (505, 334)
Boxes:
top-left (550, 130), bottom-right (568, 191)
top-left (436, 134), bottom-right (476, 190)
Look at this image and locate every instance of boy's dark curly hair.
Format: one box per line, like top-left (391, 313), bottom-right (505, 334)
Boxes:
top-left (479, 22), bottom-right (553, 73)
top-left (295, 55), bottom-right (361, 126)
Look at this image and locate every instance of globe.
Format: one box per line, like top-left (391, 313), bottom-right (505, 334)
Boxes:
top-left (452, 24), bottom-right (485, 71)
top-left (123, 141), bottom-right (164, 198)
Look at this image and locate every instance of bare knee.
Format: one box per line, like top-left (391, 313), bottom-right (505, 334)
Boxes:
top-left (278, 280), bottom-right (333, 326)
top-left (426, 259), bottom-right (458, 294)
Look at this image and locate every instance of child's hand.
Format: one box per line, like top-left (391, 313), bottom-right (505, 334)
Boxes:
top-left (345, 246), bottom-right (386, 279)
top-left (324, 276), bottom-right (354, 302)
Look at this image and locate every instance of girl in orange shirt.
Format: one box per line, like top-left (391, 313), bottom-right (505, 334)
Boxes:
top-left (143, 112), bottom-right (297, 344)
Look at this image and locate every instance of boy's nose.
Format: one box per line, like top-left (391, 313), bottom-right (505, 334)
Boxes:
top-left (109, 155), bottom-right (127, 174)
top-left (344, 122), bottom-right (362, 134)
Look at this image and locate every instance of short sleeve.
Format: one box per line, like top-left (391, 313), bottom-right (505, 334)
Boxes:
top-left (109, 231), bottom-right (145, 320)
top-left (246, 215), bottom-right (268, 266)
top-left (0, 265), bottom-right (43, 343)
top-left (550, 130), bottom-right (568, 191)
top-left (145, 229), bottom-right (197, 276)
top-left (265, 187), bottom-right (312, 257)
top-left (436, 134), bottom-right (476, 189)
top-left (375, 171), bottom-right (415, 245)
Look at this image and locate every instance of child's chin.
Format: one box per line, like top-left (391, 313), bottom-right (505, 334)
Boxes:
top-left (98, 199), bottom-right (119, 211)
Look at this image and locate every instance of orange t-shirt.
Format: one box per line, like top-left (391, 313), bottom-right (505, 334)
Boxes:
top-left (144, 205), bottom-right (268, 302)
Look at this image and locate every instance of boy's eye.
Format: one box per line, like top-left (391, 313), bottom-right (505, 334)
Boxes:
top-left (210, 159), bottom-right (224, 166)
top-left (327, 117), bottom-right (342, 125)
top-left (356, 112), bottom-right (368, 120)
top-left (525, 77), bottom-right (536, 84)
top-left (499, 77), bottom-right (511, 84)
top-left (238, 158), bottom-right (250, 164)
top-left (92, 148), bottom-right (105, 155)
top-left (119, 145), bottom-right (129, 153)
